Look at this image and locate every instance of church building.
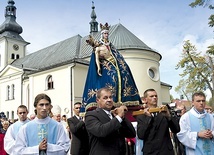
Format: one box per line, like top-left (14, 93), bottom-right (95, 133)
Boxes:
top-left (0, 1), bottom-right (171, 119)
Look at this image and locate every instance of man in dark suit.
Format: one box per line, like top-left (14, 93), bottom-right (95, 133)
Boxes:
top-left (67, 102), bottom-right (89, 155)
top-left (85, 87), bottom-right (136, 155)
top-left (136, 89), bottom-right (180, 155)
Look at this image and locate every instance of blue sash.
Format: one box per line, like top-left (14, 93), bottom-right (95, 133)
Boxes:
top-left (189, 112), bottom-right (214, 155)
top-left (13, 120), bottom-right (30, 139)
top-left (25, 119), bottom-right (58, 146)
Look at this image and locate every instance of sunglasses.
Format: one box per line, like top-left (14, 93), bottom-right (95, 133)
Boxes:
top-left (19, 112), bottom-right (26, 115)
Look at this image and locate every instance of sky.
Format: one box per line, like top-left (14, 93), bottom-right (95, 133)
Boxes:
top-left (0, 0), bottom-right (213, 99)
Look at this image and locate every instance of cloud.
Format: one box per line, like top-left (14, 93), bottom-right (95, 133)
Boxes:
top-left (0, 0), bottom-right (213, 99)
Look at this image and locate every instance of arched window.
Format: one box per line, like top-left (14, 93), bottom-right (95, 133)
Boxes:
top-left (11, 84), bottom-right (15, 99)
top-left (11, 53), bottom-right (15, 59)
top-left (11, 111), bottom-right (14, 121)
top-left (6, 111), bottom-right (9, 119)
top-left (6, 85), bottom-right (10, 100)
top-left (16, 54), bottom-right (19, 59)
top-left (46, 75), bottom-right (54, 90)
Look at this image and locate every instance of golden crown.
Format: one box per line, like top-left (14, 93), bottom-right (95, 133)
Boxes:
top-left (100, 23), bottom-right (110, 31)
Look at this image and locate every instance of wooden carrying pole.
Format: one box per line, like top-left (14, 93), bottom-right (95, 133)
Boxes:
top-left (132, 106), bottom-right (167, 116)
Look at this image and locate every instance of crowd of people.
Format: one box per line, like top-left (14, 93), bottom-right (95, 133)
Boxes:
top-left (0, 89), bottom-right (213, 155)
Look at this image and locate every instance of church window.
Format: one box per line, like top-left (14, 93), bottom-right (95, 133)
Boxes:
top-left (11, 53), bottom-right (15, 59)
top-left (6, 85), bottom-right (10, 100)
top-left (147, 67), bottom-right (159, 82)
top-left (11, 111), bottom-right (14, 121)
top-left (6, 111), bottom-right (9, 118)
top-left (11, 84), bottom-right (15, 99)
top-left (16, 54), bottom-right (19, 59)
top-left (46, 75), bottom-right (54, 90)
top-left (149, 69), bottom-right (155, 78)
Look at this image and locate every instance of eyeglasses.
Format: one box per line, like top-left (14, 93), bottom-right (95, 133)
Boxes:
top-left (19, 112), bottom-right (26, 115)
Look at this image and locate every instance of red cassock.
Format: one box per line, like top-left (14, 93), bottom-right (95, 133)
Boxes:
top-left (0, 133), bottom-right (7, 155)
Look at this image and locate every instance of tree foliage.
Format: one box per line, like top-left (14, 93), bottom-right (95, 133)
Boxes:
top-left (189, 0), bottom-right (214, 27)
top-left (207, 44), bottom-right (214, 55)
top-left (175, 40), bottom-right (214, 104)
top-left (174, 0), bottom-right (214, 106)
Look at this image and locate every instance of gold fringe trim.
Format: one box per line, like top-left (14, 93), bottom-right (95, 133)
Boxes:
top-left (113, 100), bottom-right (140, 107)
top-left (85, 100), bottom-right (140, 111)
top-left (85, 102), bottom-right (98, 111)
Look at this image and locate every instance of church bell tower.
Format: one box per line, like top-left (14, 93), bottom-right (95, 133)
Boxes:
top-left (0, 0), bottom-right (29, 71)
top-left (89, 1), bottom-right (98, 34)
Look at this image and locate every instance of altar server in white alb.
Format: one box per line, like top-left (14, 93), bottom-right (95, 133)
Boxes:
top-left (4, 105), bottom-right (30, 155)
top-left (14, 93), bottom-right (70, 155)
top-left (177, 91), bottom-right (214, 155)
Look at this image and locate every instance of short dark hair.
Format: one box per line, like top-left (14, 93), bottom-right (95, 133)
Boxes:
top-left (34, 109), bottom-right (37, 115)
top-left (34, 93), bottom-right (51, 108)
top-left (17, 105), bottom-right (28, 113)
top-left (74, 102), bottom-right (82, 106)
top-left (96, 87), bottom-right (112, 99)
top-left (192, 91), bottom-right (206, 101)
top-left (143, 89), bottom-right (156, 98)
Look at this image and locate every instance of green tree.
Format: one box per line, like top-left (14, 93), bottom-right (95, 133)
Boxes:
top-left (175, 0), bottom-right (214, 106)
top-left (189, 0), bottom-right (214, 27)
top-left (175, 40), bottom-right (214, 105)
top-left (189, 0), bottom-right (214, 58)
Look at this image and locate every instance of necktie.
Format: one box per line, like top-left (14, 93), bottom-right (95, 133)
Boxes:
top-left (108, 113), bottom-right (112, 119)
top-left (79, 117), bottom-right (82, 121)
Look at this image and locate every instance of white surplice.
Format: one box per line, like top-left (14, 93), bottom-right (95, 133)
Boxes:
top-left (14, 117), bottom-right (70, 155)
top-left (177, 107), bottom-right (214, 155)
top-left (4, 119), bottom-right (30, 155)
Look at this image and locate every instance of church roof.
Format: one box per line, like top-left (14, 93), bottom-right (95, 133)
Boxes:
top-left (11, 23), bottom-right (160, 73)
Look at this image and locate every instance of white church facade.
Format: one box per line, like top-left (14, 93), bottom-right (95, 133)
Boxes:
top-left (0, 1), bottom-right (171, 119)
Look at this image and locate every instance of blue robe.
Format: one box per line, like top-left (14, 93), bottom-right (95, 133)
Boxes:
top-left (14, 117), bottom-right (70, 155)
top-left (82, 43), bottom-right (141, 111)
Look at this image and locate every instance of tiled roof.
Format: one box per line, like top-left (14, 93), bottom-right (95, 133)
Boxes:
top-left (11, 35), bottom-right (82, 70)
top-left (11, 23), bottom-right (159, 72)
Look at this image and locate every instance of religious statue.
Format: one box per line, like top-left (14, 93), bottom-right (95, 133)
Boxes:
top-left (82, 22), bottom-right (142, 116)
